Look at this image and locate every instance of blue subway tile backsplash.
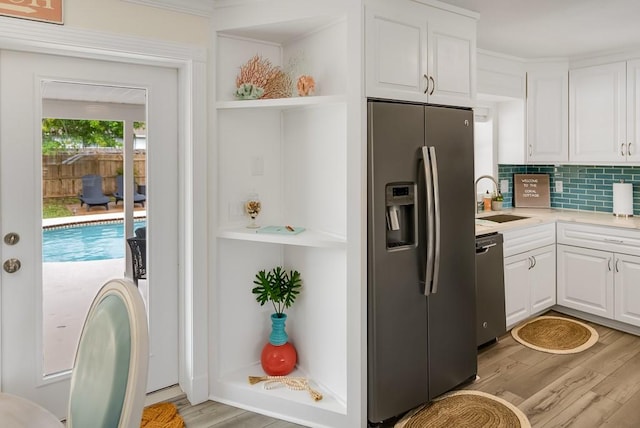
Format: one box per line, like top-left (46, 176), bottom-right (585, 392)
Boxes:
top-left (498, 164), bottom-right (640, 216)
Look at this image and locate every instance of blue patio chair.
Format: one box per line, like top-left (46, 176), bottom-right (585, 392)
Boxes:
top-left (79, 174), bottom-right (110, 211)
top-left (134, 226), bottom-right (146, 239)
top-left (113, 175), bottom-right (146, 207)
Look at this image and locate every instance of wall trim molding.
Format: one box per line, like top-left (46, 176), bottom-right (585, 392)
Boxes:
top-left (123, 0), bottom-right (214, 17)
top-left (0, 16), bottom-right (206, 63)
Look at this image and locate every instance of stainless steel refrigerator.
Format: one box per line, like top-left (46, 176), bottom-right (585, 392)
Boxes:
top-left (367, 100), bottom-right (477, 424)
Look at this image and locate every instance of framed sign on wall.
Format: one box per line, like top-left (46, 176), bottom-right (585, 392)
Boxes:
top-left (513, 174), bottom-right (551, 208)
top-left (0, 0), bottom-right (63, 24)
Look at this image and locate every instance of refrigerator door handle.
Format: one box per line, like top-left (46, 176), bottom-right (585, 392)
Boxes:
top-left (429, 146), bottom-right (441, 294)
top-left (421, 146), bottom-right (435, 296)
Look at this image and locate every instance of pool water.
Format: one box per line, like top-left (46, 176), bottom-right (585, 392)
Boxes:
top-left (43, 220), bottom-right (145, 262)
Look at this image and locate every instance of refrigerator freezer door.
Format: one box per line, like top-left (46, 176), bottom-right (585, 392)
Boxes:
top-left (367, 101), bottom-right (429, 423)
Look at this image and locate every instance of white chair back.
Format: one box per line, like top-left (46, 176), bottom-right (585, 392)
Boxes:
top-left (67, 278), bottom-right (148, 428)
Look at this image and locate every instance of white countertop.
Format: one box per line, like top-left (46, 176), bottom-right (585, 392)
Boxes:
top-left (475, 207), bottom-right (640, 236)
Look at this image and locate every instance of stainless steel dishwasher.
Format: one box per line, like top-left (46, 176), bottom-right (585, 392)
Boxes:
top-left (475, 232), bottom-right (506, 347)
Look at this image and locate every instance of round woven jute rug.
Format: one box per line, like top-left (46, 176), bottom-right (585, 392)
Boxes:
top-left (394, 390), bottom-right (531, 428)
top-left (141, 402), bottom-right (185, 428)
top-left (511, 315), bottom-right (599, 354)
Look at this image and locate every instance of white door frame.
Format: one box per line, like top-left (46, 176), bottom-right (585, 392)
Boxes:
top-left (0, 16), bottom-right (209, 404)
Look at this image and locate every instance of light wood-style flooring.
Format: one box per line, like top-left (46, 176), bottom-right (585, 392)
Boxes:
top-left (172, 311), bottom-right (640, 427)
top-left (468, 312), bottom-right (640, 428)
top-left (171, 395), bottom-right (304, 428)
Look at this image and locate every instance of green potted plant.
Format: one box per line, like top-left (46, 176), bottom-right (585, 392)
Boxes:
top-left (252, 266), bottom-right (302, 318)
top-left (491, 191), bottom-right (504, 211)
top-left (252, 266), bottom-right (302, 376)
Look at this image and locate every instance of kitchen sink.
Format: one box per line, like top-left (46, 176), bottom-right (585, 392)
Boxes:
top-left (479, 214), bottom-right (529, 223)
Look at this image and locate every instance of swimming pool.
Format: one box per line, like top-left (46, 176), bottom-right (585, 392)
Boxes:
top-left (43, 220), bottom-right (146, 262)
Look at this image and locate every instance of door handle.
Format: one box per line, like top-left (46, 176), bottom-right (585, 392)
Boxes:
top-left (423, 74), bottom-right (429, 94)
top-left (429, 76), bottom-right (435, 95)
top-left (608, 258), bottom-right (612, 272)
top-left (615, 258), bottom-right (620, 273)
top-left (604, 238), bottom-right (624, 244)
top-left (3, 258), bottom-right (21, 273)
top-left (629, 142), bottom-right (633, 156)
top-left (528, 257), bottom-right (533, 270)
top-left (429, 146), bottom-right (441, 294)
top-left (421, 146), bottom-right (434, 296)
top-left (621, 143), bottom-right (626, 156)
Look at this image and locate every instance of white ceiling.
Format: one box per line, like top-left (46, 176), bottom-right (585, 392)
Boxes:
top-left (437, 0), bottom-right (640, 59)
top-left (42, 81), bottom-right (146, 105)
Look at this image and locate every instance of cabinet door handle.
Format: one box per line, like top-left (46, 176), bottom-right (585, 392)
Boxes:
top-left (429, 76), bottom-right (435, 95)
top-left (528, 144), bottom-right (533, 157)
top-left (608, 258), bottom-right (612, 271)
top-left (423, 74), bottom-right (429, 94)
top-left (531, 256), bottom-right (537, 269)
top-left (615, 258), bottom-right (620, 273)
top-left (621, 143), bottom-right (626, 156)
top-left (528, 256), bottom-right (533, 270)
top-left (604, 238), bottom-right (624, 244)
top-left (629, 142), bottom-right (633, 156)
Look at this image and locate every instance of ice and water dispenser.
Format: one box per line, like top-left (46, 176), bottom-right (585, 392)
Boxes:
top-left (385, 183), bottom-right (416, 249)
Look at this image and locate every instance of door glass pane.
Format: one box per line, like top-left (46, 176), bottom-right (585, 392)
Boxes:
top-left (41, 82), bottom-right (147, 376)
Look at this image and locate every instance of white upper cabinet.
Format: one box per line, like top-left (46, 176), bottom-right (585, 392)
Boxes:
top-left (477, 50), bottom-right (525, 99)
top-left (569, 62), bottom-right (627, 163)
top-left (626, 58), bottom-right (640, 163)
top-left (364, 0), bottom-right (477, 107)
top-left (526, 63), bottom-right (569, 163)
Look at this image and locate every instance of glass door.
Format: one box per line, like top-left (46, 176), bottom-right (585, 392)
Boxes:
top-left (41, 84), bottom-right (147, 375)
top-left (1, 49), bottom-right (178, 418)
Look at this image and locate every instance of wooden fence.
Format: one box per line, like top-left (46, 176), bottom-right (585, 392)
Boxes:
top-left (42, 151), bottom-right (146, 201)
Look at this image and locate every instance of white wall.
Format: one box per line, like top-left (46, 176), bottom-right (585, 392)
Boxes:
top-left (64, 0), bottom-right (210, 46)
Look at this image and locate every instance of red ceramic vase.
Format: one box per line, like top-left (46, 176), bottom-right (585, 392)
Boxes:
top-left (261, 342), bottom-right (297, 376)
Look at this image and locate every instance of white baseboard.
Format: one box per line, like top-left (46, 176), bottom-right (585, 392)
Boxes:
top-left (145, 385), bottom-right (185, 406)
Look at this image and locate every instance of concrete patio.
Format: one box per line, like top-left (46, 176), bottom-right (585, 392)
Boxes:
top-left (42, 209), bottom-right (147, 375)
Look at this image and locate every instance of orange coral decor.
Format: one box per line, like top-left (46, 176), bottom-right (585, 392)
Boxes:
top-left (235, 55), bottom-right (292, 100)
top-left (296, 75), bottom-right (315, 96)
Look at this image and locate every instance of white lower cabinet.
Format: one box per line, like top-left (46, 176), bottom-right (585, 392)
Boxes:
top-left (615, 253), bottom-right (640, 326)
top-left (504, 244), bottom-right (556, 327)
top-left (557, 245), bottom-right (640, 326)
top-left (502, 223), bottom-right (556, 327)
top-left (557, 245), bottom-right (614, 318)
top-left (557, 222), bottom-right (640, 327)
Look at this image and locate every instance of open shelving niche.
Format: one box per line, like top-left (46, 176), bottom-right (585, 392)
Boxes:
top-left (212, 5), bottom-right (352, 427)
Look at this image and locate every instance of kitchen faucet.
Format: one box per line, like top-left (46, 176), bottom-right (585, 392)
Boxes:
top-left (475, 175), bottom-right (499, 214)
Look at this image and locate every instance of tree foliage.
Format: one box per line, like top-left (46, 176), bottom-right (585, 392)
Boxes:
top-left (41, 119), bottom-right (125, 154)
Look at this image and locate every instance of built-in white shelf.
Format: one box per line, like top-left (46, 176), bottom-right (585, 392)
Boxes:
top-left (216, 95), bottom-right (346, 110)
top-left (217, 227), bottom-right (346, 248)
top-left (217, 363), bottom-right (347, 416)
